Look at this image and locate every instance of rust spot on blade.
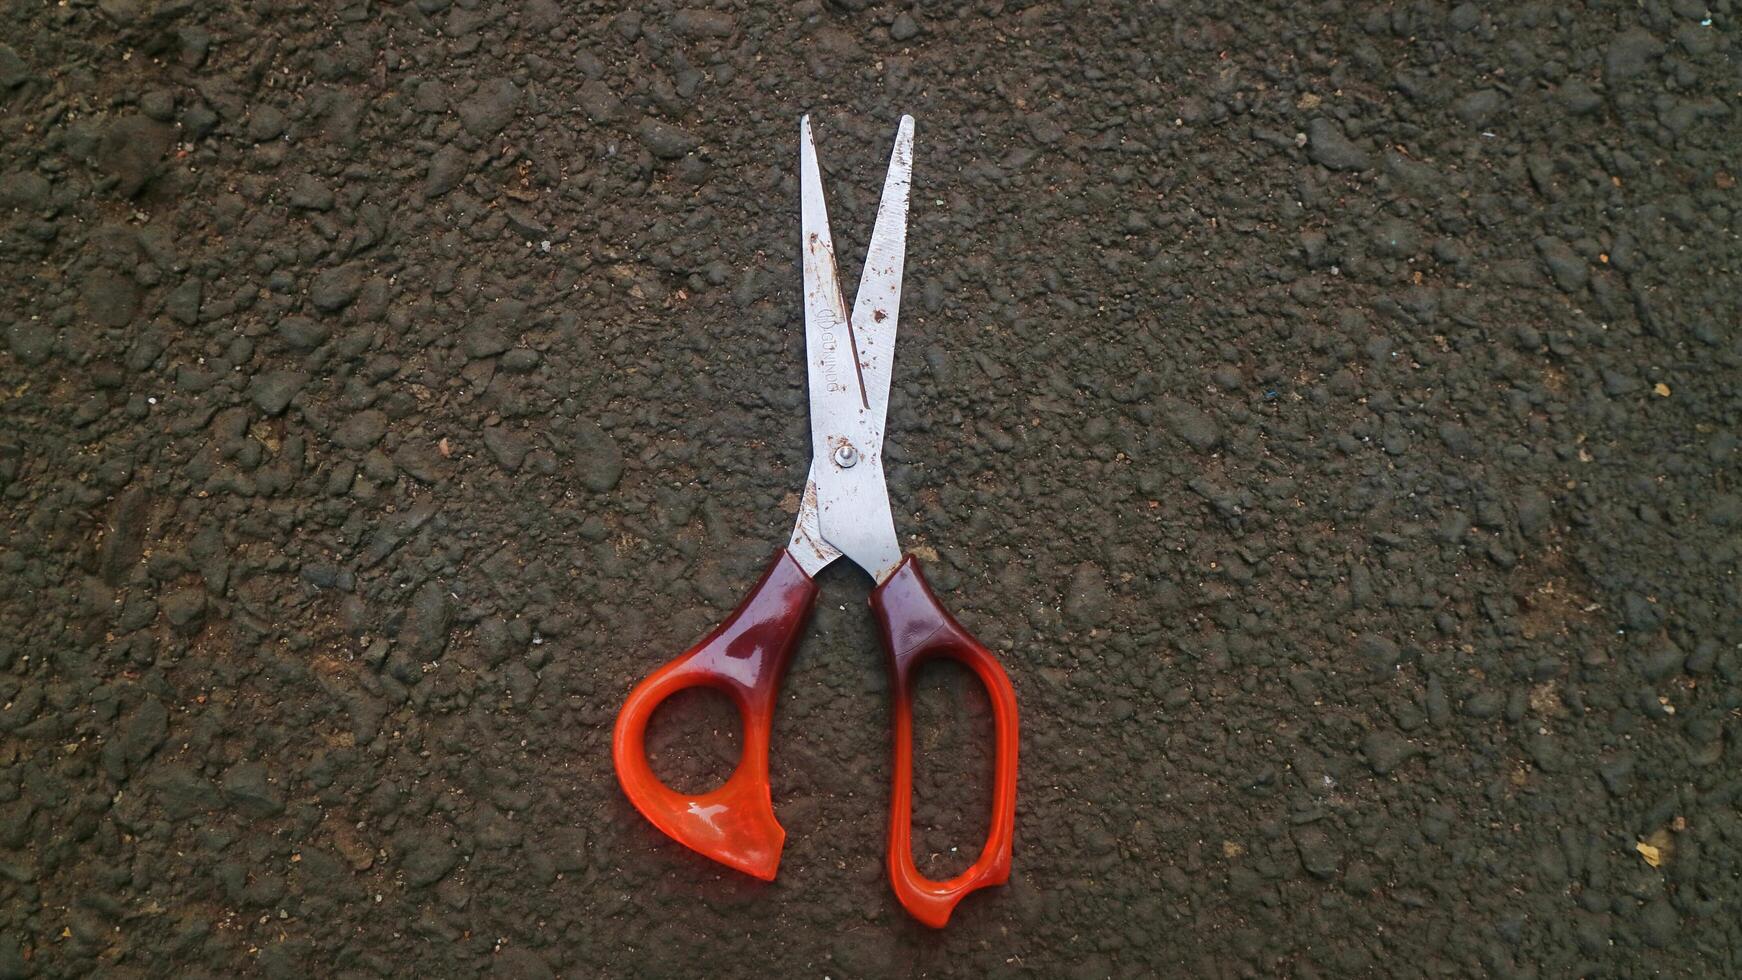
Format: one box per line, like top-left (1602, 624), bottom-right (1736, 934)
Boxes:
top-left (873, 309), bottom-right (887, 322)
top-left (843, 318), bottom-right (872, 410)
top-left (796, 485), bottom-right (830, 558)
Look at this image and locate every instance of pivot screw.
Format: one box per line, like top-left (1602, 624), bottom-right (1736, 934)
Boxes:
top-left (832, 444), bottom-right (859, 468)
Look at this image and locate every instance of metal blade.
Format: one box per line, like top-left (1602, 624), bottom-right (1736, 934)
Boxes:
top-left (847, 114), bottom-right (913, 436)
top-left (801, 115), bottom-right (907, 583)
top-left (801, 115), bottom-right (863, 417)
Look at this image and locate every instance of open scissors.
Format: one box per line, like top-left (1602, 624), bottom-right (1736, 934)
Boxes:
top-left (611, 116), bottom-right (1019, 928)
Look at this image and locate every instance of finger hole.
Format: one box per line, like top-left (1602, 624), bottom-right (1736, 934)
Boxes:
top-left (645, 686), bottom-right (743, 795)
top-left (908, 658), bottom-right (993, 881)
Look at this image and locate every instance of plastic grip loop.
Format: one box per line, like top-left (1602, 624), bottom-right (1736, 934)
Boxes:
top-left (612, 550), bottom-right (817, 880)
top-left (869, 555), bottom-right (1020, 928)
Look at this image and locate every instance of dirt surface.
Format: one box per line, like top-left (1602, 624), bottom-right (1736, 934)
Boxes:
top-left (2, 0), bottom-right (1740, 976)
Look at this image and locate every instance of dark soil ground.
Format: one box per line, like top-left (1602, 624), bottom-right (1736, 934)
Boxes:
top-left (2, 0), bottom-right (1740, 977)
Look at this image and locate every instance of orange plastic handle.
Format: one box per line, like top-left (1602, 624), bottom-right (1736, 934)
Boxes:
top-left (612, 549), bottom-right (817, 880)
top-left (869, 555), bottom-right (1020, 928)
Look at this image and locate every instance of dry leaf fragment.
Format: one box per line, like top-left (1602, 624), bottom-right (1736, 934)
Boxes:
top-left (1652, 382), bottom-right (1671, 397)
top-left (1635, 840), bottom-right (1662, 868)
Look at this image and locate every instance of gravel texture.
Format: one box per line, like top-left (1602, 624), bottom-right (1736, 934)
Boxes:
top-left (1, 1), bottom-right (1739, 977)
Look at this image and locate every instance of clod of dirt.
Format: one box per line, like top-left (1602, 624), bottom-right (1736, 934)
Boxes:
top-left (249, 370), bottom-right (307, 415)
top-left (399, 580), bottom-right (454, 661)
top-left (1356, 632), bottom-right (1401, 674)
top-left (483, 426), bottom-right (529, 472)
top-left (99, 696), bottom-right (167, 780)
top-left (275, 316), bottom-right (329, 351)
top-left (221, 762), bottom-right (286, 818)
top-left (1063, 561), bottom-right (1110, 628)
top-left (0, 43), bottom-right (27, 88)
top-left (287, 174), bottom-right (334, 211)
top-left (333, 410), bottom-right (388, 450)
top-left (309, 265), bottom-right (363, 312)
top-left (1536, 236), bottom-right (1590, 292)
top-left (423, 145), bottom-right (469, 199)
top-left (394, 830), bottom-right (458, 888)
top-left (457, 78), bottom-right (521, 139)
top-left (6, 320), bottom-right (54, 364)
top-left (1361, 731), bottom-right (1422, 775)
top-left (1305, 117), bottom-right (1370, 171)
top-left (1293, 826), bottom-right (1343, 880)
top-left (638, 118), bottom-right (700, 160)
top-left (1166, 400), bottom-right (1221, 452)
top-left (573, 419), bottom-right (624, 492)
top-left (81, 269), bottom-right (139, 327)
top-left (95, 115), bottom-right (174, 198)
top-left (465, 321), bottom-right (512, 360)
top-left (1606, 29), bottom-right (1665, 82)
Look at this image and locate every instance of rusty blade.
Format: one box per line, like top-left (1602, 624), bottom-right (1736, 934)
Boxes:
top-left (799, 115), bottom-right (905, 583)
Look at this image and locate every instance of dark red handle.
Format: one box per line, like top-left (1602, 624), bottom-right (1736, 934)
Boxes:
top-left (869, 555), bottom-right (1020, 928)
top-left (612, 549), bottom-right (817, 880)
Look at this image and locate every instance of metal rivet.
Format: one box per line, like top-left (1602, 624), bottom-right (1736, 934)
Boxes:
top-left (832, 444), bottom-right (859, 468)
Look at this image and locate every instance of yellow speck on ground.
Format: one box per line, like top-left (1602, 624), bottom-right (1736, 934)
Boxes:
top-left (1653, 382), bottom-right (1671, 397)
top-left (1636, 840), bottom-right (1661, 867)
top-left (1636, 825), bottom-right (1676, 869)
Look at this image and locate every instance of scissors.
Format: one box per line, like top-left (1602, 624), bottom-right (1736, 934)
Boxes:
top-left (611, 115), bottom-right (1020, 928)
